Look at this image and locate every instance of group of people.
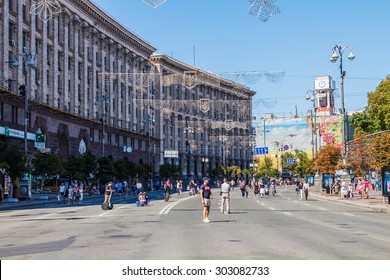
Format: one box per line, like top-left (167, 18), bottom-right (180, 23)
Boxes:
top-left (58, 182), bottom-right (84, 205)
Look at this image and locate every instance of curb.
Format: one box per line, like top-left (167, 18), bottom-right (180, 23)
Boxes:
top-left (310, 192), bottom-right (389, 214)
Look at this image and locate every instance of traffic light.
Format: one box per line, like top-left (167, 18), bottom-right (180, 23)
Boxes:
top-left (19, 85), bottom-right (26, 96)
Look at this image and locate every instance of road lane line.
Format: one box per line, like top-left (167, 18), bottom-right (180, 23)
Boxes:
top-left (343, 213), bottom-right (355, 217)
top-left (159, 196), bottom-right (194, 215)
top-left (269, 207), bottom-right (275, 210)
top-left (319, 207), bottom-right (327, 211)
top-left (283, 212), bottom-right (293, 216)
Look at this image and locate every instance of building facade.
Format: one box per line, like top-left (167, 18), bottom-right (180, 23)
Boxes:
top-left (0, 0), bottom-right (255, 179)
top-left (151, 55), bottom-right (255, 178)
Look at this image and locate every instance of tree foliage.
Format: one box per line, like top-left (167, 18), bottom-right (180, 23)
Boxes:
top-left (0, 145), bottom-right (28, 180)
top-left (159, 163), bottom-right (180, 179)
top-left (32, 152), bottom-right (63, 178)
top-left (350, 75), bottom-right (390, 136)
top-left (348, 75), bottom-right (390, 172)
top-left (315, 145), bottom-right (342, 174)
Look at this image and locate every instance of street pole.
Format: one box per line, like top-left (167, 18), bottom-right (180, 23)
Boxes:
top-left (331, 43), bottom-right (355, 162)
top-left (11, 48), bottom-right (38, 157)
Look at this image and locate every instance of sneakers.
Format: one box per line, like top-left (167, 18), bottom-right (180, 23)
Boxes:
top-left (203, 218), bottom-right (210, 223)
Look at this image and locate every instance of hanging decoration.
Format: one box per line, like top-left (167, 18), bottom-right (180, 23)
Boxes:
top-left (248, 0), bottom-right (281, 23)
top-left (143, 0), bottom-right (167, 8)
top-left (30, 0), bottom-right (62, 23)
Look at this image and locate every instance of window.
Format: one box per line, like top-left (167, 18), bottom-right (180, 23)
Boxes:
top-left (11, 106), bottom-right (18, 124)
top-left (22, 4), bottom-right (27, 21)
top-left (90, 128), bottom-right (94, 142)
top-left (0, 102), bottom-right (3, 120)
top-left (8, 21), bottom-right (15, 44)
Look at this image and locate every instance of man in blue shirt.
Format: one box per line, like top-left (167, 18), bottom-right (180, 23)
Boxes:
top-left (200, 177), bottom-right (213, 223)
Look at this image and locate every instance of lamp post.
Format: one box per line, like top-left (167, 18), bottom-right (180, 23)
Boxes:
top-left (10, 48), bottom-right (38, 157)
top-left (330, 43), bottom-right (355, 162)
top-left (201, 157), bottom-right (209, 177)
top-left (306, 90), bottom-right (318, 158)
top-left (144, 114), bottom-right (155, 183)
top-left (95, 94), bottom-right (110, 157)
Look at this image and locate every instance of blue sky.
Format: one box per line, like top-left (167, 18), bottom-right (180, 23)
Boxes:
top-left (92, 0), bottom-right (390, 118)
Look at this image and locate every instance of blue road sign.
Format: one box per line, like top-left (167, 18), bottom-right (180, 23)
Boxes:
top-left (287, 158), bottom-right (296, 164)
top-left (254, 147), bottom-right (269, 155)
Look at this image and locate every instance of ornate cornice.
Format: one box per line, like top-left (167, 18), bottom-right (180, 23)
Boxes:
top-left (67, 0), bottom-right (156, 57)
top-left (151, 54), bottom-right (256, 97)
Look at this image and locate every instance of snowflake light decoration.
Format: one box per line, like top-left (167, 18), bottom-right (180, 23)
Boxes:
top-left (249, 0), bottom-right (281, 23)
top-left (143, 0), bottom-right (167, 8)
top-left (30, 0), bottom-right (62, 23)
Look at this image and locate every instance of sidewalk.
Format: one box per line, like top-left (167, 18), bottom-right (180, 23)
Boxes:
top-left (0, 189), bottom-right (169, 210)
top-left (310, 189), bottom-right (390, 214)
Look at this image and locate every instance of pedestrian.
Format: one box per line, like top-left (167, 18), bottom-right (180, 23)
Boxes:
top-left (303, 180), bottom-right (310, 200)
top-left (59, 183), bottom-right (66, 204)
top-left (220, 178), bottom-right (231, 214)
top-left (240, 180), bottom-right (246, 198)
top-left (117, 181), bottom-right (123, 198)
top-left (79, 185), bottom-right (84, 205)
top-left (298, 181), bottom-right (304, 200)
top-left (177, 180), bottom-right (183, 195)
top-left (199, 177), bottom-right (212, 223)
top-left (253, 180), bottom-right (259, 199)
top-left (364, 178), bottom-right (370, 199)
top-left (68, 185), bottom-right (74, 205)
top-left (104, 181), bottom-right (113, 205)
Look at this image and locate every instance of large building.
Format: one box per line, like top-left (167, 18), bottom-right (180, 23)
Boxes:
top-left (0, 0), bottom-right (255, 179)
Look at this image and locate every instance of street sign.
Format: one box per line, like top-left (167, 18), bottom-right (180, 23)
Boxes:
top-left (254, 147), bottom-right (269, 155)
top-left (164, 150), bottom-right (179, 158)
top-left (287, 158), bottom-right (296, 164)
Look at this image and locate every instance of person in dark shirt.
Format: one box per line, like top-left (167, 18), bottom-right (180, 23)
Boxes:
top-left (199, 177), bottom-right (213, 223)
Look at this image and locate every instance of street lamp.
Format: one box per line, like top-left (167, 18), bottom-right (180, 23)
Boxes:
top-left (10, 48), bottom-right (38, 157)
top-left (306, 89), bottom-right (318, 158)
top-left (330, 43), bottom-right (355, 162)
top-left (95, 94), bottom-right (110, 157)
top-left (143, 114), bottom-right (155, 183)
top-left (201, 157), bottom-right (209, 177)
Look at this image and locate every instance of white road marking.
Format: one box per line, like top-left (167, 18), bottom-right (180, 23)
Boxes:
top-left (304, 204), bottom-right (310, 207)
top-left (269, 207), bottom-right (275, 210)
top-left (283, 212), bottom-right (293, 216)
top-left (319, 207), bottom-right (327, 211)
top-left (343, 213), bottom-right (355, 217)
top-left (159, 196), bottom-right (194, 215)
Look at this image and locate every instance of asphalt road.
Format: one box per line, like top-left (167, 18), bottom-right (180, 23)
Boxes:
top-left (0, 187), bottom-right (389, 260)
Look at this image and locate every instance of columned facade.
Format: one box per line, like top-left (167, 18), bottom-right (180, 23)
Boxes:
top-left (0, 0), bottom-right (158, 166)
top-left (151, 55), bottom-right (255, 179)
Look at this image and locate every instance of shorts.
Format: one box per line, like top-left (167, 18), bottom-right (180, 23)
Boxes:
top-left (203, 198), bottom-right (211, 207)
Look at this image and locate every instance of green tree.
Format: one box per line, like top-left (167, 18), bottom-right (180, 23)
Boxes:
top-left (294, 152), bottom-right (314, 177)
top-left (159, 163), bottom-right (180, 179)
top-left (63, 155), bottom-right (86, 180)
top-left (281, 152), bottom-right (297, 173)
top-left (226, 166), bottom-right (242, 179)
top-left (350, 75), bottom-right (390, 135)
top-left (255, 157), bottom-right (279, 178)
top-left (96, 157), bottom-right (115, 184)
top-left (0, 145), bottom-right (28, 197)
top-left (31, 152), bottom-right (63, 191)
top-left (82, 150), bottom-right (98, 179)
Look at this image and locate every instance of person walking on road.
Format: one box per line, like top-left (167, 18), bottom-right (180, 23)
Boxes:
top-left (200, 177), bottom-right (213, 223)
top-left (220, 178), bottom-right (231, 214)
top-left (298, 181), bottom-right (304, 200)
top-left (303, 180), bottom-right (310, 201)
